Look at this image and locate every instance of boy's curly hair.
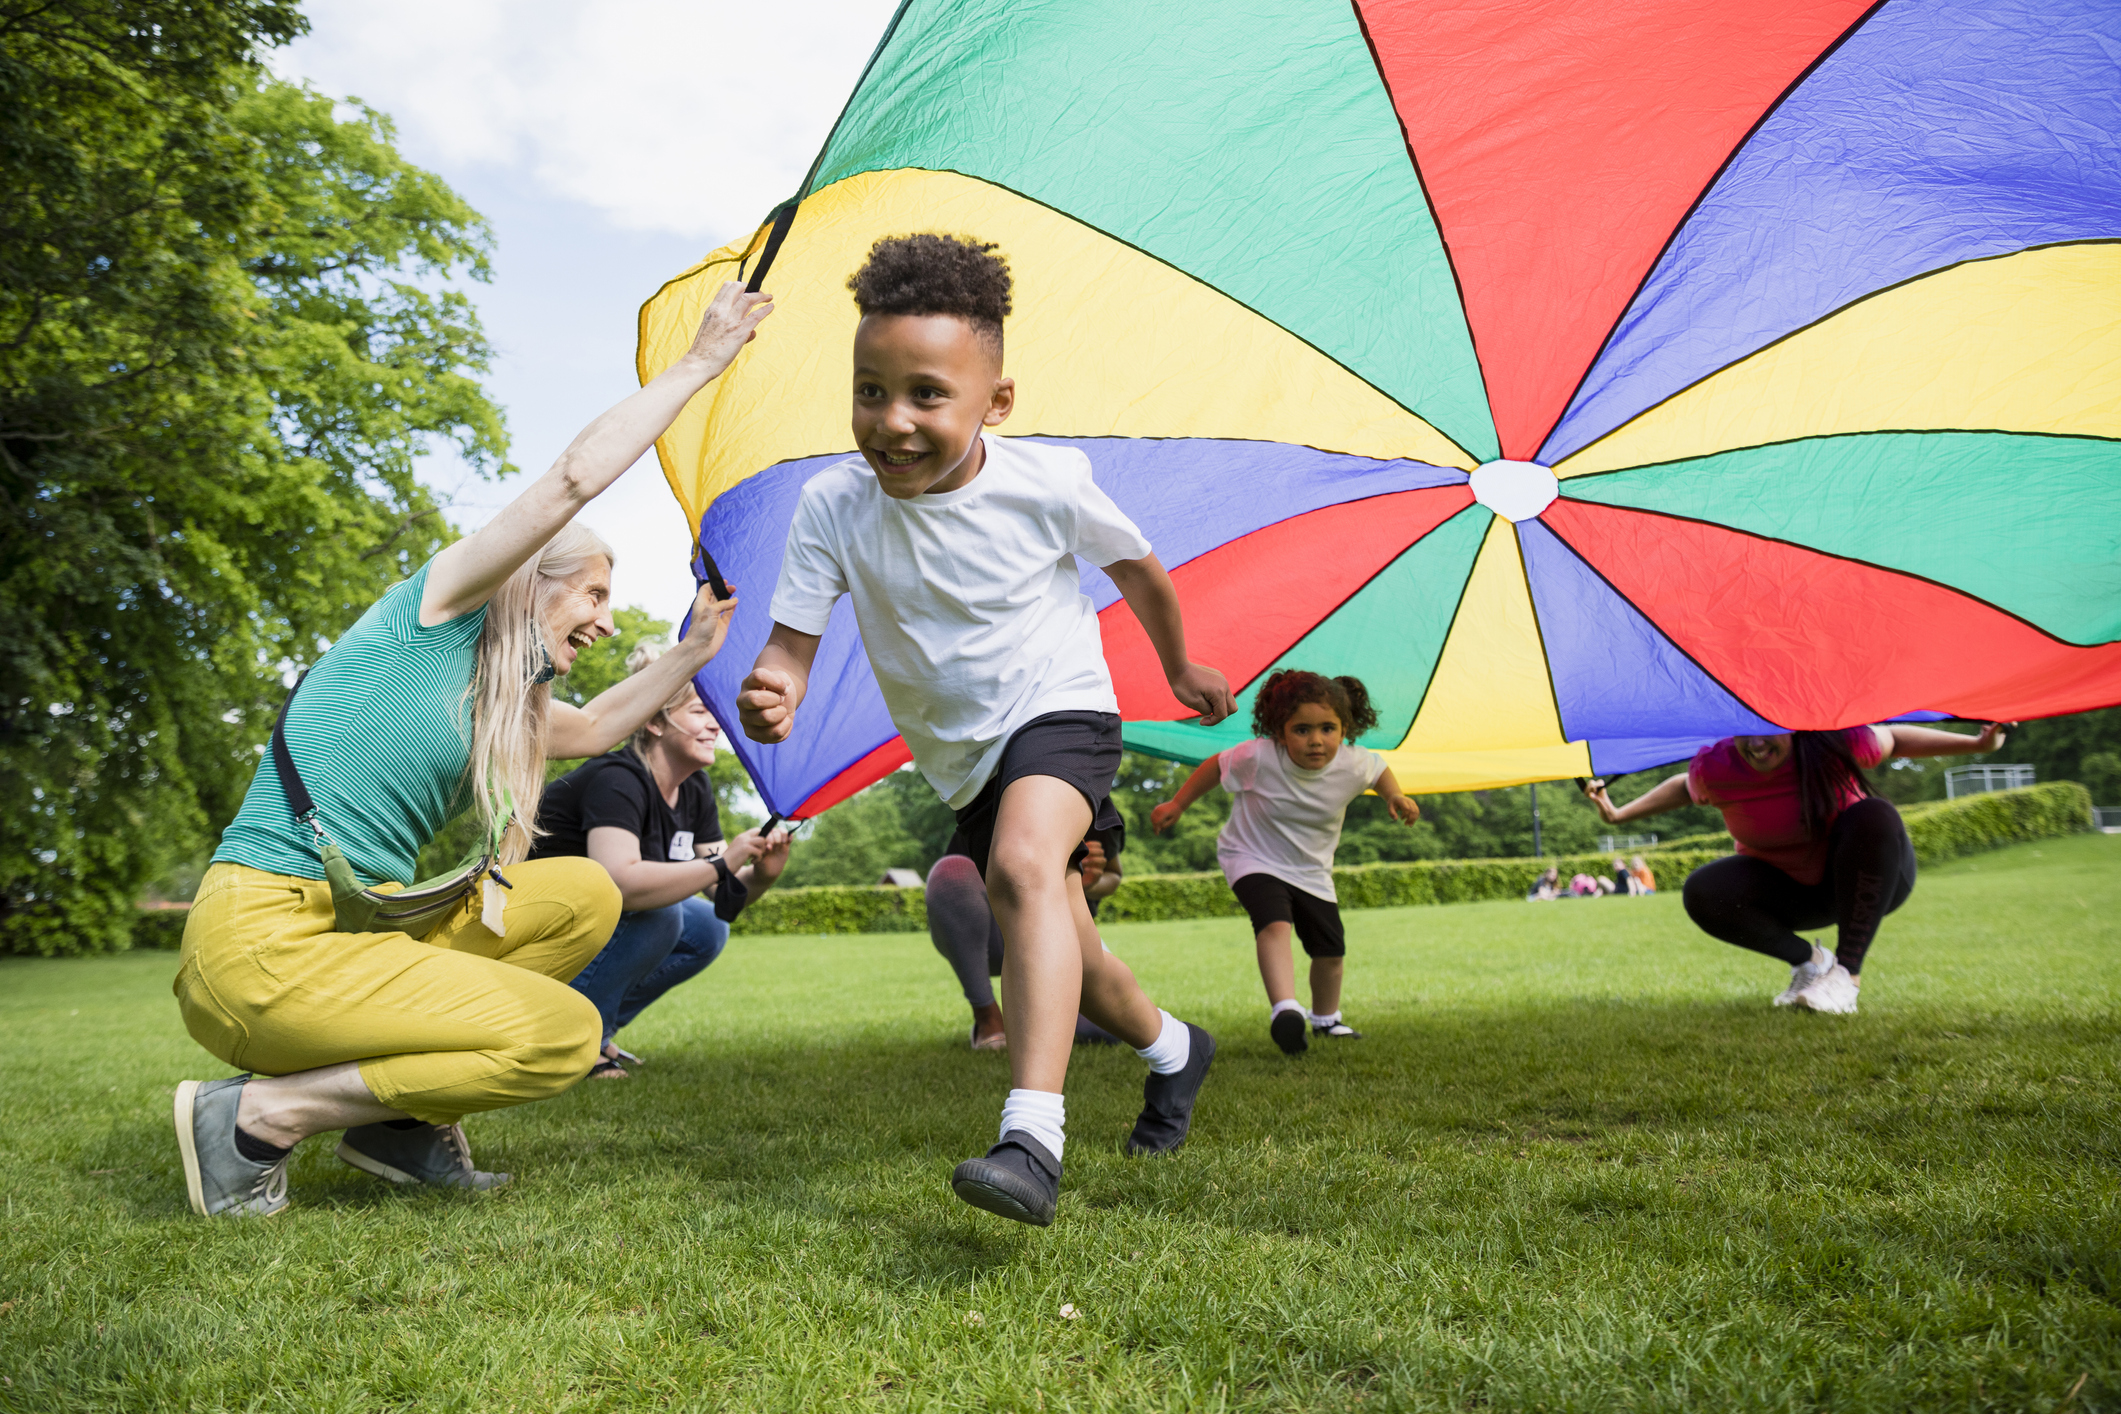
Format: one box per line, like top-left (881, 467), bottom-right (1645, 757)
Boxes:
top-left (847, 234), bottom-right (1012, 353)
top-left (1250, 670), bottom-right (1380, 743)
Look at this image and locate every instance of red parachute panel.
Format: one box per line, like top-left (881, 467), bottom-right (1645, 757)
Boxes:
top-left (1545, 500), bottom-right (2121, 725)
top-left (1100, 484), bottom-right (1477, 720)
top-left (1359, 0), bottom-right (1874, 458)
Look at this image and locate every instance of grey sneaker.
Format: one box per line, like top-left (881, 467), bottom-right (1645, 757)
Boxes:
top-left (174, 1076), bottom-right (289, 1218)
top-left (1127, 1022), bottom-right (1217, 1156)
top-left (951, 1130), bottom-right (1062, 1227)
top-left (1774, 945), bottom-right (1837, 1007)
top-left (337, 1121), bottom-right (510, 1190)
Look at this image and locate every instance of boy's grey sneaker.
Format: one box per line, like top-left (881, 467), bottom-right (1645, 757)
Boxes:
top-left (1127, 1022), bottom-right (1216, 1156)
top-left (174, 1076), bottom-right (289, 1218)
top-left (951, 1130), bottom-right (1061, 1226)
top-left (1270, 1009), bottom-right (1309, 1055)
top-left (337, 1122), bottom-right (510, 1190)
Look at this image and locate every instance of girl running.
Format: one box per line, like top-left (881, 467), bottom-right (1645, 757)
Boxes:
top-left (1152, 671), bottom-right (1418, 1055)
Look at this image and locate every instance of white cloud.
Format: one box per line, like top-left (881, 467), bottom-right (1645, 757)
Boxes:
top-left (277, 0), bottom-right (900, 242)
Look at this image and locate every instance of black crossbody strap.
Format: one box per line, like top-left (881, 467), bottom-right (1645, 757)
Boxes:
top-left (270, 672), bottom-right (319, 824)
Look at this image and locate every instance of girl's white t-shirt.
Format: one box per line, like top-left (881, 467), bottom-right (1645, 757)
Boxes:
top-left (1214, 737), bottom-right (1386, 902)
top-left (769, 433), bottom-right (1151, 809)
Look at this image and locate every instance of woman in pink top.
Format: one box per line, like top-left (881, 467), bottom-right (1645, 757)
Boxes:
top-left (1585, 723), bottom-right (2008, 1013)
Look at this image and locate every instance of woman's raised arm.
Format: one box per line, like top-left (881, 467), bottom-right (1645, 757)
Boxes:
top-left (1886, 722), bottom-right (2009, 758)
top-left (419, 283), bottom-right (773, 627)
top-left (1585, 771), bottom-right (1691, 825)
top-left (547, 580), bottom-right (737, 760)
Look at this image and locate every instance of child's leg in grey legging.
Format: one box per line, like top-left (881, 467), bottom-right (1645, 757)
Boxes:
top-left (1825, 797), bottom-right (1916, 975)
top-left (926, 855), bottom-right (1004, 1007)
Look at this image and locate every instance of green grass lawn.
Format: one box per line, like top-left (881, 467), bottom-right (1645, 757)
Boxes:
top-left (3, 834), bottom-right (2117, 1412)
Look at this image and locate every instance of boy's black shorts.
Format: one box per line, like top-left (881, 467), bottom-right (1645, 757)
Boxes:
top-left (947, 711), bottom-right (1124, 879)
top-left (1231, 873), bottom-right (1346, 958)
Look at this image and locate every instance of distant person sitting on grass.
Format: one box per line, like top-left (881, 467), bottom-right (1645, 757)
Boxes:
top-left (172, 282), bottom-right (773, 1218)
top-left (927, 828), bottom-right (1127, 1051)
top-left (1586, 722), bottom-right (2009, 1014)
top-left (1151, 671), bottom-right (1419, 1056)
top-left (532, 644), bottom-right (790, 1079)
top-left (737, 232), bottom-right (1232, 1228)
top-left (1527, 866), bottom-right (1561, 902)
top-left (1630, 855), bottom-right (1657, 895)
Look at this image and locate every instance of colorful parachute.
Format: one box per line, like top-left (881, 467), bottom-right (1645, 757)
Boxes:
top-left (638, 0), bottom-right (2121, 820)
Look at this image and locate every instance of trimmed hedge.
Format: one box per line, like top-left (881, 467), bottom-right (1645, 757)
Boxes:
top-left (131, 909), bottom-right (191, 952)
top-left (731, 882), bottom-right (931, 937)
top-left (733, 780), bottom-right (2092, 936)
top-left (125, 782), bottom-right (2095, 946)
top-left (1094, 849), bottom-right (1735, 924)
top-left (1900, 779), bottom-right (2093, 865)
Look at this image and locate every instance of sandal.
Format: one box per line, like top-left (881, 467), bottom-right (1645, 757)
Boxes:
top-left (610, 1046), bottom-right (644, 1067)
top-left (587, 1056), bottom-right (630, 1080)
top-left (969, 1023), bottom-right (1007, 1052)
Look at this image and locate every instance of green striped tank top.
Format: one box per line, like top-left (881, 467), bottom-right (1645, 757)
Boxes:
top-left (214, 561), bottom-right (488, 886)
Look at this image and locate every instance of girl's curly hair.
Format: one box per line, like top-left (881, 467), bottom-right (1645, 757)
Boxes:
top-left (1249, 670), bottom-right (1380, 742)
top-left (847, 233), bottom-right (1012, 352)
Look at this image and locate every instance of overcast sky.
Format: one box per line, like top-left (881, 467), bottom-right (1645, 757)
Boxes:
top-left (274, 0), bottom-right (900, 621)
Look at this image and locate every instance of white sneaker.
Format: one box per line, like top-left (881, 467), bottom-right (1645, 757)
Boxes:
top-left (1773, 946), bottom-right (1836, 1007)
top-left (1791, 963), bottom-right (1860, 1015)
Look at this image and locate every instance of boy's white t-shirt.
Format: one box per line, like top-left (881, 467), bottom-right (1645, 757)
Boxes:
top-left (770, 433), bottom-right (1151, 809)
top-left (1215, 736), bottom-right (1386, 902)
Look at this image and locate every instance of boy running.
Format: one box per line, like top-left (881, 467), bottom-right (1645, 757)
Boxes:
top-left (737, 234), bottom-right (1232, 1226)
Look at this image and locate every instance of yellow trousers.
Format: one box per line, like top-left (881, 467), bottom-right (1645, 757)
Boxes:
top-left (175, 859), bottom-right (620, 1124)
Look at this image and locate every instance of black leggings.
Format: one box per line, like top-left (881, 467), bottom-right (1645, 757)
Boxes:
top-left (1681, 797), bottom-right (1915, 975)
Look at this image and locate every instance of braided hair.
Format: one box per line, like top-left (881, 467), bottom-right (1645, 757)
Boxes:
top-left (1249, 670), bottom-right (1380, 742)
top-left (1790, 730), bottom-right (1875, 839)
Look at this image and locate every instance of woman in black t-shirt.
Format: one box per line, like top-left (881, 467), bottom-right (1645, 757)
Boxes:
top-left (534, 646), bottom-right (788, 1076)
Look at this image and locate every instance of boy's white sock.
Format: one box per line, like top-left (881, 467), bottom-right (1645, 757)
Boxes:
top-left (1307, 1009), bottom-right (1342, 1028)
top-left (1134, 1009), bottom-right (1191, 1075)
top-left (1270, 998), bottom-right (1305, 1021)
top-left (999, 1088), bottom-right (1066, 1160)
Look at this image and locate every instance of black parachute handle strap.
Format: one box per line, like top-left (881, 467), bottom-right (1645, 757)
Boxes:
top-left (696, 547), bottom-right (731, 603)
top-left (271, 671), bottom-right (324, 840)
top-left (741, 201), bottom-right (799, 294)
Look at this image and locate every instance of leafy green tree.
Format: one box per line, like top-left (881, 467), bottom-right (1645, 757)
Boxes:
top-left (550, 611), bottom-right (770, 847)
top-left (775, 769), bottom-right (953, 888)
top-left (2006, 707), bottom-right (2121, 799)
top-left (2080, 751), bottom-right (2121, 807)
top-left (3, 3), bottom-right (509, 953)
top-left (1108, 752), bottom-right (1226, 874)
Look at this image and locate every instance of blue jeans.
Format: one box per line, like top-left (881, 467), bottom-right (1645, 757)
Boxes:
top-left (568, 895), bottom-right (730, 1044)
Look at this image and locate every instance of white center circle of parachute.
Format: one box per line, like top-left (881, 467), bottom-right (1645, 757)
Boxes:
top-left (1468, 459), bottom-right (1558, 522)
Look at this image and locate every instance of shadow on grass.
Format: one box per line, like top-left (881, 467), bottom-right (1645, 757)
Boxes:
top-left (79, 993), bottom-right (2120, 1265)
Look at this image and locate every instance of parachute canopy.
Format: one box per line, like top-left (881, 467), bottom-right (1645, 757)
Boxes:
top-left (639, 0), bottom-right (2121, 820)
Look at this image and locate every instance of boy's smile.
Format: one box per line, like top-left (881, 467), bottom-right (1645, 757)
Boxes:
top-left (852, 313), bottom-right (1014, 499)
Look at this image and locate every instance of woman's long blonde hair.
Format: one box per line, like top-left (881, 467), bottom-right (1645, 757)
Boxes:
top-left (625, 642), bottom-right (700, 758)
top-left (465, 521), bottom-right (615, 864)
